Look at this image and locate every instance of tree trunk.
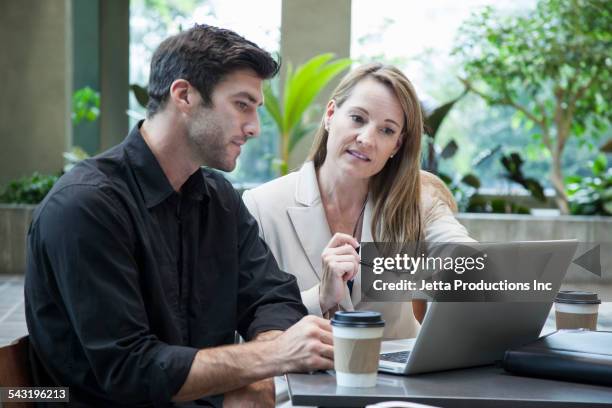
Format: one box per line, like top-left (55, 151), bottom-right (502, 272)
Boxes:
top-left (550, 107), bottom-right (572, 215)
top-left (550, 149), bottom-right (569, 215)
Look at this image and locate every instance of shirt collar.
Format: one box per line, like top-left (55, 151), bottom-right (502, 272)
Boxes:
top-left (124, 121), bottom-right (209, 208)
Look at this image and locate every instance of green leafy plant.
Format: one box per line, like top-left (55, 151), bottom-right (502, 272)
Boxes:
top-left (264, 53), bottom-right (352, 175)
top-left (470, 151), bottom-right (547, 214)
top-left (441, 147), bottom-right (508, 213)
top-left (453, 0), bottom-right (611, 214)
top-left (72, 86), bottom-right (101, 125)
top-left (0, 173), bottom-right (59, 204)
top-left (420, 95), bottom-right (547, 214)
top-left (566, 154), bottom-right (612, 215)
top-left (127, 84), bottom-right (149, 120)
top-left (442, 148), bottom-right (547, 214)
top-left (63, 147), bottom-right (91, 173)
top-left (422, 92), bottom-right (466, 174)
top-left (499, 152), bottom-right (546, 203)
top-left (130, 84), bottom-right (149, 108)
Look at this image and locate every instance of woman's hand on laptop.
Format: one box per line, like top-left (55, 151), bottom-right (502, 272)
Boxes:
top-left (319, 233), bottom-right (360, 313)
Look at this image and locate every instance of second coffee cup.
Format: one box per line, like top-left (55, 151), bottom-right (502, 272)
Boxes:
top-left (331, 311), bottom-right (385, 388)
top-left (554, 290), bottom-right (601, 331)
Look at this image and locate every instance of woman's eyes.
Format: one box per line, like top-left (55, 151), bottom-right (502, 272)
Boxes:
top-left (350, 114), bottom-right (364, 123)
top-left (350, 115), bottom-right (396, 135)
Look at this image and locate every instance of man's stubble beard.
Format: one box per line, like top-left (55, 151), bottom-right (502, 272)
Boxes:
top-left (187, 107), bottom-right (235, 172)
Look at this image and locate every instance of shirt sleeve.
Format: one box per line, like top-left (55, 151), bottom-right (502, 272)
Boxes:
top-left (424, 199), bottom-right (476, 243)
top-left (234, 190), bottom-right (307, 340)
top-left (30, 184), bottom-right (197, 404)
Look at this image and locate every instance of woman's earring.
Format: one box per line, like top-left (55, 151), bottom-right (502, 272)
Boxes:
top-left (390, 154), bottom-right (395, 158)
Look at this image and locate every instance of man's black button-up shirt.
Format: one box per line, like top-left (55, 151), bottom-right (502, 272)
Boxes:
top-left (25, 123), bottom-right (307, 406)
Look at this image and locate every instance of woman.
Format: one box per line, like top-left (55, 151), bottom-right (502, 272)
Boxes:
top-left (243, 63), bottom-right (473, 339)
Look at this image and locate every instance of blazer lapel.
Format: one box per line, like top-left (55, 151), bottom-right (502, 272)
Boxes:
top-left (287, 206), bottom-right (330, 280)
top-left (351, 198), bottom-right (373, 307)
top-left (287, 163), bottom-right (331, 281)
top-left (287, 162), bottom-right (372, 312)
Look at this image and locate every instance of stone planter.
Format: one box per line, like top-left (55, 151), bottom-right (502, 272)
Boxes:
top-left (0, 204), bottom-right (36, 275)
top-left (1, 204), bottom-right (610, 280)
top-left (457, 213), bottom-right (612, 283)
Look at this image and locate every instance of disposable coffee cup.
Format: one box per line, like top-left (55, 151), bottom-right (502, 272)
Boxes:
top-left (554, 291), bottom-right (601, 331)
top-left (331, 311), bottom-right (385, 388)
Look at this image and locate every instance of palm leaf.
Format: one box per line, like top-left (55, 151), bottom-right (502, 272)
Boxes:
top-left (130, 84), bottom-right (149, 108)
top-left (262, 53), bottom-right (353, 175)
top-left (263, 82), bottom-right (283, 132)
top-left (289, 122), bottom-right (318, 152)
top-left (287, 58), bottom-right (352, 134)
top-left (461, 173), bottom-right (481, 189)
top-left (440, 140), bottom-right (458, 159)
top-left (423, 90), bottom-right (467, 138)
top-left (283, 54), bottom-right (335, 131)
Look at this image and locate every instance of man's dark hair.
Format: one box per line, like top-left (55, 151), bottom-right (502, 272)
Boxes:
top-left (146, 24), bottom-right (280, 117)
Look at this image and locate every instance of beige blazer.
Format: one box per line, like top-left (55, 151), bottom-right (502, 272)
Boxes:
top-left (243, 162), bottom-right (474, 339)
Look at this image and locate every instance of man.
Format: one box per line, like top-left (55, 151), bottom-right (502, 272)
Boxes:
top-left (25, 25), bottom-right (333, 407)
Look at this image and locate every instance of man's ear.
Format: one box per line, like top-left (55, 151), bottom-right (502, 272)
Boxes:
top-left (168, 79), bottom-right (193, 113)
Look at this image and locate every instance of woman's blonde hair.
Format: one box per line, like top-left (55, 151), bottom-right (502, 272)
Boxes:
top-left (308, 63), bottom-right (423, 243)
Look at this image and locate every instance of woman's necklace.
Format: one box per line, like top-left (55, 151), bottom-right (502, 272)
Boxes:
top-left (351, 196), bottom-right (368, 240)
top-left (347, 196), bottom-right (367, 297)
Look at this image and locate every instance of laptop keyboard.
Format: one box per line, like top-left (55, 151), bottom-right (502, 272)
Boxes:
top-left (380, 351), bottom-right (411, 363)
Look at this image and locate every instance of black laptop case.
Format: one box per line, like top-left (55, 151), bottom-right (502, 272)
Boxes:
top-left (502, 330), bottom-right (612, 386)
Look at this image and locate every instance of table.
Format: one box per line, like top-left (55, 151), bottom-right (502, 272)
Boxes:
top-left (287, 365), bottom-right (612, 407)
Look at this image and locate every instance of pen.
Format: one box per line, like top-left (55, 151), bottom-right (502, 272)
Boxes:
top-left (359, 259), bottom-right (373, 269)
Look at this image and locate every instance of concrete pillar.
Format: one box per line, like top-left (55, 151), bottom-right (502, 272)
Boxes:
top-left (73, 0), bottom-right (129, 154)
top-left (280, 0), bottom-right (352, 169)
top-left (0, 0), bottom-right (71, 185)
top-left (0, 0), bottom-right (129, 187)
top-left (100, 0), bottom-right (129, 150)
top-left (72, 0), bottom-right (100, 155)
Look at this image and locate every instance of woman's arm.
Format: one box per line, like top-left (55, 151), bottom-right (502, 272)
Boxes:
top-left (414, 172), bottom-right (476, 323)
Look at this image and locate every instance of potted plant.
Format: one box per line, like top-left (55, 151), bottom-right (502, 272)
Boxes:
top-left (263, 53), bottom-right (352, 175)
top-left (453, 0), bottom-right (611, 214)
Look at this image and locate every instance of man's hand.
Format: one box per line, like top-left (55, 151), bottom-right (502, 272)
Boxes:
top-left (174, 318), bottom-right (332, 402)
top-left (254, 330), bottom-right (283, 342)
top-left (223, 378), bottom-right (275, 408)
top-left (320, 233), bottom-right (360, 313)
top-left (272, 315), bottom-right (334, 373)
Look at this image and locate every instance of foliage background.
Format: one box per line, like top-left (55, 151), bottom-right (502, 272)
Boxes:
top-left (352, 0), bottom-right (609, 198)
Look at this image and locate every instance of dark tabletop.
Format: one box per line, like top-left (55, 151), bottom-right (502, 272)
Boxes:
top-left (287, 365), bottom-right (612, 408)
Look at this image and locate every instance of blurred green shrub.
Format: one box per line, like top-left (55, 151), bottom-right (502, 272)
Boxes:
top-left (0, 173), bottom-right (59, 204)
top-left (566, 154), bottom-right (612, 215)
top-left (72, 86), bottom-right (101, 125)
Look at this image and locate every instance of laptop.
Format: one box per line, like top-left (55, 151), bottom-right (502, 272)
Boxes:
top-left (378, 240), bottom-right (578, 375)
